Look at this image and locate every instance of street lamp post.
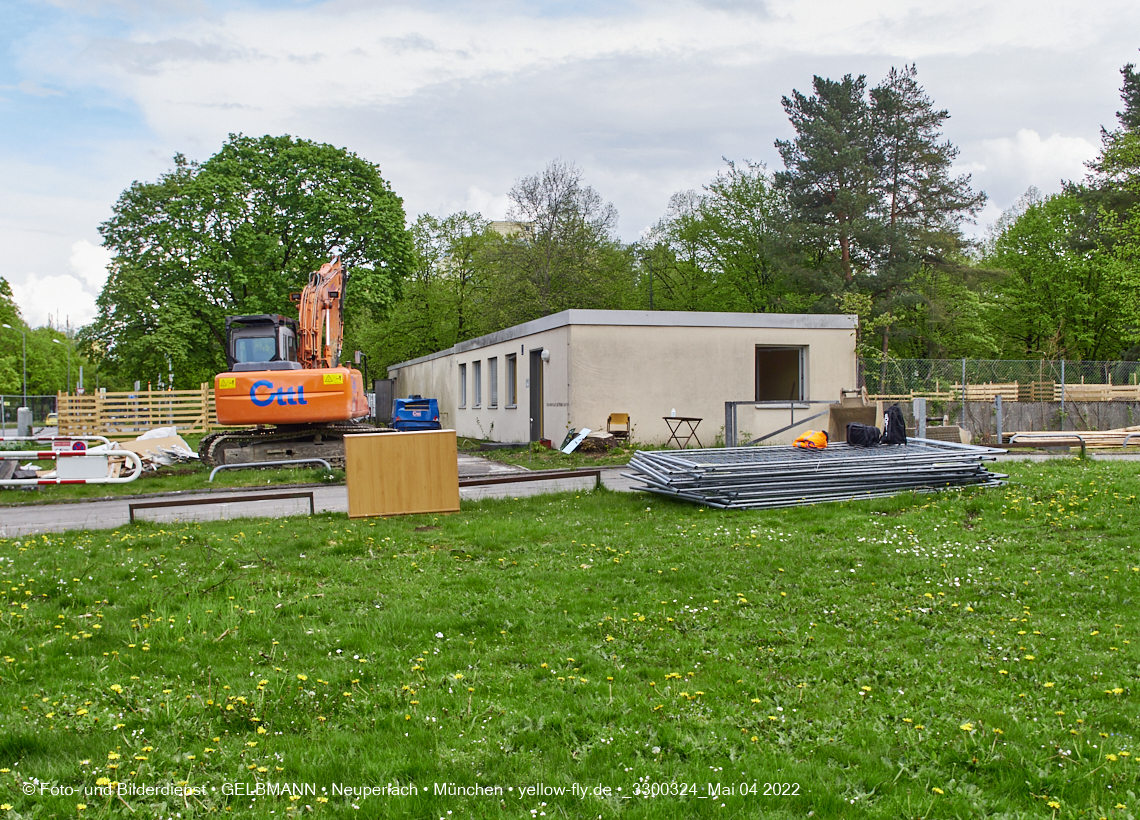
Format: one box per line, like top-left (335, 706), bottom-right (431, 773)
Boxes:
top-left (52, 337), bottom-right (72, 394)
top-left (1, 323), bottom-right (27, 406)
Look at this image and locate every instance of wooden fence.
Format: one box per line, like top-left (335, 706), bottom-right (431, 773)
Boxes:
top-left (58, 385), bottom-right (219, 440)
top-left (869, 381), bottom-right (1140, 403)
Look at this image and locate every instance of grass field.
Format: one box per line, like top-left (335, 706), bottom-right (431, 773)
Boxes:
top-left (0, 458), bottom-right (1137, 819)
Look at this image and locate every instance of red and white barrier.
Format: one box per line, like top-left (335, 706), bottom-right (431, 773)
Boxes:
top-left (0, 436), bottom-right (141, 485)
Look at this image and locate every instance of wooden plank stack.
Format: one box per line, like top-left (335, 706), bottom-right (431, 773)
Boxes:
top-left (1002, 425), bottom-right (1140, 449)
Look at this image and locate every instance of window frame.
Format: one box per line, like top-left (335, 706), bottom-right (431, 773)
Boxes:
top-left (505, 354), bottom-right (517, 407)
top-left (755, 345), bottom-right (807, 403)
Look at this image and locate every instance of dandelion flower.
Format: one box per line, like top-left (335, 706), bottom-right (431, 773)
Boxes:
top-left (931, 788), bottom-right (943, 795)
top-left (960, 723), bottom-right (974, 732)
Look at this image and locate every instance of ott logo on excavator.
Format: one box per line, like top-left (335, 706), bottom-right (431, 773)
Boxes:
top-left (250, 380), bottom-right (309, 407)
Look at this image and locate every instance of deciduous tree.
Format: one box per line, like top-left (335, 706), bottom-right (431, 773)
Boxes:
top-left (82, 134), bottom-right (414, 387)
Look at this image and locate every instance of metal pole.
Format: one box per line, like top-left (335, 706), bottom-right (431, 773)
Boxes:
top-left (724, 402), bottom-right (736, 448)
top-left (995, 394), bottom-right (1003, 445)
top-left (1060, 359), bottom-right (1065, 431)
top-left (960, 357), bottom-right (966, 425)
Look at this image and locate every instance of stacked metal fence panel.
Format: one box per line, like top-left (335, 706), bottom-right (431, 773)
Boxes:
top-left (623, 439), bottom-right (1007, 510)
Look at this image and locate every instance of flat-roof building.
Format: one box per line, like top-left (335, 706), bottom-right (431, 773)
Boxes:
top-left (387, 309), bottom-right (858, 446)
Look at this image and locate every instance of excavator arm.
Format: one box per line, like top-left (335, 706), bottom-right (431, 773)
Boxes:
top-left (293, 257), bottom-right (346, 369)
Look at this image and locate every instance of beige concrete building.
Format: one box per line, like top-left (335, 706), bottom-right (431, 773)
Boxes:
top-left (387, 310), bottom-right (858, 446)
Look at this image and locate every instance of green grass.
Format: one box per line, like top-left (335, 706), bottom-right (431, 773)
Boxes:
top-left (457, 437), bottom-right (639, 469)
top-left (1, 434), bottom-right (348, 505)
top-left (0, 459), bottom-right (1138, 818)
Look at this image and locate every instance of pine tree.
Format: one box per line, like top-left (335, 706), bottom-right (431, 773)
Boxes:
top-left (775, 75), bottom-right (879, 283)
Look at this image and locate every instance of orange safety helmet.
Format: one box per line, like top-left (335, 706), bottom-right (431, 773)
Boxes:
top-left (793, 430), bottom-right (829, 449)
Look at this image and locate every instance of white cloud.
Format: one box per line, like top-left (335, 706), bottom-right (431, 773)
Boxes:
top-left (459, 187), bottom-right (511, 221)
top-left (10, 273), bottom-right (98, 330)
top-left (967, 129), bottom-right (1098, 209)
top-left (68, 240), bottom-right (113, 292)
top-left (4, 0), bottom-right (1140, 317)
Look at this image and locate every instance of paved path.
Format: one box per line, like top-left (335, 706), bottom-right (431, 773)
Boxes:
top-left (10, 447), bottom-right (1130, 538)
top-left (0, 464), bottom-right (638, 537)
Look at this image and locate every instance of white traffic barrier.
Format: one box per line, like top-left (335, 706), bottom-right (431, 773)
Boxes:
top-left (0, 435), bottom-right (141, 486)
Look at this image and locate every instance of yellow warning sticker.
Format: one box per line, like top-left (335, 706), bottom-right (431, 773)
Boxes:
top-left (218, 377), bottom-right (236, 389)
top-left (323, 373), bottom-right (345, 385)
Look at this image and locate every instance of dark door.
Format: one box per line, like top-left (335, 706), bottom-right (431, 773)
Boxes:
top-left (529, 350), bottom-right (544, 441)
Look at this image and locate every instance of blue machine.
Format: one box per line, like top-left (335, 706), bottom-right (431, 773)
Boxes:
top-left (392, 396), bottom-right (442, 432)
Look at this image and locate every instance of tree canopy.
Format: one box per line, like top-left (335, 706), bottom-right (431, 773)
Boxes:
top-left (61, 57), bottom-right (1140, 388)
top-left (82, 134), bottom-right (414, 388)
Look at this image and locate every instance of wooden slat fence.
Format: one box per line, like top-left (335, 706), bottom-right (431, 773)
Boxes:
top-left (58, 384), bottom-right (220, 440)
top-left (868, 381), bottom-right (1140, 403)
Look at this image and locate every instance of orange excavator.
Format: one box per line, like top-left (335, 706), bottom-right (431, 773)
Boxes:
top-left (198, 257), bottom-right (376, 467)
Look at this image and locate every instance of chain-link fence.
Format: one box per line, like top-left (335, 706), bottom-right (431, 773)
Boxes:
top-left (859, 359), bottom-right (1140, 400)
top-left (857, 359), bottom-right (1140, 441)
top-left (0, 395), bottom-right (58, 433)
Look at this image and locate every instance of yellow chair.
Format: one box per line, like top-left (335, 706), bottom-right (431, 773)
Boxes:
top-left (607, 413), bottom-right (630, 440)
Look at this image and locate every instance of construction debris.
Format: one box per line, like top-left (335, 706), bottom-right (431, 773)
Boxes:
top-left (623, 439), bottom-right (1006, 510)
top-left (577, 431), bottom-right (619, 453)
top-left (119, 429), bottom-right (197, 468)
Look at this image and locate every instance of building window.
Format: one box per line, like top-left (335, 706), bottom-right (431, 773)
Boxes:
top-left (488, 357), bottom-right (498, 408)
top-left (473, 360), bottom-right (482, 408)
top-left (458, 363), bottom-right (467, 408)
top-left (756, 346), bottom-right (805, 401)
top-left (506, 354), bottom-right (517, 407)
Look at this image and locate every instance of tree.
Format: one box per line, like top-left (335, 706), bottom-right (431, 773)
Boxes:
top-left (775, 74), bottom-right (879, 283)
top-left (352, 212), bottom-right (499, 371)
top-left (871, 65), bottom-right (986, 265)
top-left (487, 160), bottom-right (634, 328)
top-left (645, 160), bottom-right (817, 313)
top-left (984, 192), bottom-right (1138, 360)
top-left (0, 277), bottom-right (23, 395)
top-left (863, 66), bottom-right (986, 358)
top-left (81, 134), bottom-right (414, 387)
top-left (1115, 59), bottom-right (1140, 132)
top-left (775, 67), bottom-right (986, 358)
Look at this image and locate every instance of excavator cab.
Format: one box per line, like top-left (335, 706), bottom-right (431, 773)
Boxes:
top-left (226, 315), bottom-right (302, 371)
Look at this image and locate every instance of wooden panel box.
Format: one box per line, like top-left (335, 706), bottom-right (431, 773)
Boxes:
top-left (345, 429), bottom-right (460, 518)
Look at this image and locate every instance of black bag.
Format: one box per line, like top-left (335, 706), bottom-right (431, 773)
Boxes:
top-left (882, 403), bottom-right (907, 445)
top-left (846, 422), bottom-right (881, 447)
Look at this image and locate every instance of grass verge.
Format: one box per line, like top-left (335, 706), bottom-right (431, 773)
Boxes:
top-left (0, 458), bottom-right (1137, 818)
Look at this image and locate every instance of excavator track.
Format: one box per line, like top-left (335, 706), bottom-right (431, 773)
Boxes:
top-left (198, 422), bottom-right (393, 469)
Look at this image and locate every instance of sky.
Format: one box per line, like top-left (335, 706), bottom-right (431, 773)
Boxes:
top-left (2, 0), bottom-right (1138, 329)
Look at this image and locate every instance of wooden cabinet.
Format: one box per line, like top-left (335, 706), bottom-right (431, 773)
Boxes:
top-left (344, 430), bottom-right (460, 518)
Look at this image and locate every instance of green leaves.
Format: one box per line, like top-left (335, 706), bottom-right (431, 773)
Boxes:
top-left (83, 134), bottom-right (413, 388)
top-left (985, 192), bottom-right (1140, 360)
